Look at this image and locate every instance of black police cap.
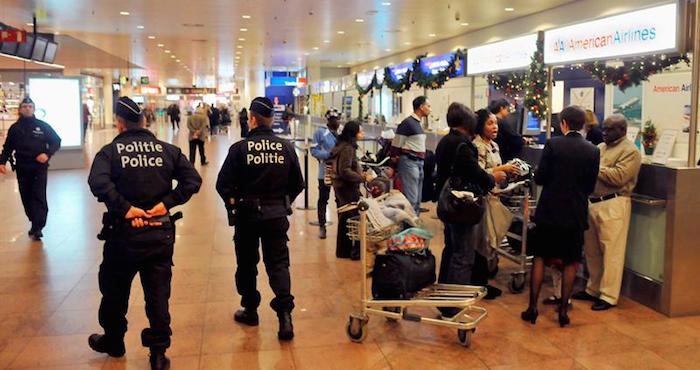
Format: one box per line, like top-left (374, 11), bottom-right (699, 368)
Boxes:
top-left (250, 97), bottom-right (274, 118)
top-left (20, 96), bottom-right (34, 105)
top-left (116, 96), bottom-right (143, 122)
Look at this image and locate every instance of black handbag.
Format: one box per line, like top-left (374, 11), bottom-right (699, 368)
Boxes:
top-left (437, 177), bottom-right (485, 225)
top-left (371, 249), bottom-right (436, 299)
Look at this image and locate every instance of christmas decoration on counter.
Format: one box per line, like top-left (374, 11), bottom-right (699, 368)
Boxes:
top-left (581, 54), bottom-right (690, 92)
top-left (523, 38), bottom-right (548, 120)
top-left (412, 50), bottom-right (464, 90)
top-left (383, 66), bottom-right (413, 94)
top-left (642, 120), bottom-right (658, 155)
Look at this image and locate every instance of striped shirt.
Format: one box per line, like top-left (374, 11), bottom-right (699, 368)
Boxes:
top-left (390, 114), bottom-right (426, 160)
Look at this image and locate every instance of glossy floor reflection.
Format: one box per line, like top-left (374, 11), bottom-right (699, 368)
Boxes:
top-left (0, 121), bottom-right (696, 369)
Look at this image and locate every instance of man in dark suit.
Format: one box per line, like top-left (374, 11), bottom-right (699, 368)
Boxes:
top-left (521, 105), bottom-right (600, 328)
top-left (489, 99), bottom-right (524, 162)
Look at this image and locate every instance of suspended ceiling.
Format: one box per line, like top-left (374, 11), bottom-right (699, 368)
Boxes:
top-left (0, 0), bottom-right (575, 86)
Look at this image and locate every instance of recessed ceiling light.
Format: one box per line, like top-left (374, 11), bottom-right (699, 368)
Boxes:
top-left (460, 22), bottom-right (470, 26)
top-left (136, 25), bottom-right (145, 29)
top-left (148, 35), bottom-right (156, 39)
top-left (236, 51), bottom-right (242, 54)
top-left (176, 59), bottom-right (180, 62)
top-left (346, 62), bottom-right (351, 65)
top-left (382, 2), bottom-right (391, 5)
top-left (428, 33), bottom-right (437, 37)
top-left (403, 42), bottom-right (411, 45)
top-left (157, 43), bottom-right (164, 47)
top-left (304, 52), bottom-right (310, 56)
top-left (119, 11), bottom-right (130, 16)
top-left (505, 7), bottom-right (515, 11)
top-left (323, 40), bottom-right (330, 43)
top-left (164, 50), bottom-right (171, 53)
top-left (238, 38), bottom-right (246, 41)
top-left (170, 55), bottom-right (175, 59)
top-left (54, 31), bottom-right (61, 35)
top-left (240, 28), bottom-right (248, 32)
top-left (237, 45), bottom-right (243, 49)
top-left (337, 65), bottom-right (342, 68)
top-left (337, 31), bottom-right (345, 34)
top-left (242, 15), bottom-right (251, 19)
top-left (313, 46), bottom-right (319, 50)
top-left (385, 49), bottom-right (392, 52)
top-left (26, 23), bottom-right (34, 26)
top-left (355, 18), bottom-right (364, 23)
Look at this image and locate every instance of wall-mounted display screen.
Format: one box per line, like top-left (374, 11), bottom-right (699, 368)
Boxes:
top-left (28, 77), bottom-right (82, 148)
top-left (31, 37), bottom-right (47, 61)
top-left (43, 41), bottom-right (58, 63)
top-left (15, 34), bottom-right (35, 59)
top-left (0, 41), bottom-right (18, 55)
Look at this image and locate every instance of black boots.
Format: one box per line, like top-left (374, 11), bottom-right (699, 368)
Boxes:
top-left (319, 226), bottom-right (327, 239)
top-left (149, 348), bottom-right (170, 370)
top-left (88, 334), bottom-right (125, 357)
top-left (278, 312), bottom-right (294, 341)
top-left (233, 308), bottom-right (260, 326)
top-left (28, 227), bottom-right (43, 241)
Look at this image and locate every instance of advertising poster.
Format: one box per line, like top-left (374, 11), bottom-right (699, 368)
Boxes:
top-left (613, 84), bottom-right (643, 128)
top-left (643, 71), bottom-right (691, 133)
top-left (28, 77), bottom-right (82, 148)
top-left (570, 87), bottom-right (595, 111)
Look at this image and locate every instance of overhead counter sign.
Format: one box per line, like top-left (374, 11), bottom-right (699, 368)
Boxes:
top-left (544, 3), bottom-right (678, 65)
top-left (421, 53), bottom-right (464, 77)
top-left (388, 62), bottom-right (412, 80)
top-left (467, 33), bottom-right (538, 75)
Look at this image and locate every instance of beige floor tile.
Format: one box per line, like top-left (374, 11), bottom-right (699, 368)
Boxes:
top-left (543, 323), bottom-right (639, 358)
top-left (489, 359), bottom-right (586, 370)
top-left (8, 334), bottom-right (107, 368)
top-left (292, 343), bottom-right (390, 370)
top-left (469, 329), bottom-right (569, 367)
top-left (102, 355), bottom-right (200, 370)
top-left (652, 344), bottom-right (700, 370)
top-left (377, 340), bottom-right (488, 369)
top-left (200, 350), bottom-right (294, 369)
top-left (575, 349), bottom-right (681, 370)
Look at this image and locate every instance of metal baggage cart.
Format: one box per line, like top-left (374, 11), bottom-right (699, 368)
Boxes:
top-left (343, 194), bottom-right (488, 347)
top-left (491, 180), bottom-right (536, 294)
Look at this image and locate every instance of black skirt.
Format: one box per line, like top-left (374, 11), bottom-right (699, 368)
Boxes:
top-left (531, 223), bottom-right (584, 265)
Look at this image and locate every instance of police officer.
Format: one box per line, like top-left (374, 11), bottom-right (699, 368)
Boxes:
top-left (0, 96), bottom-right (61, 240)
top-left (216, 97), bottom-right (304, 340)
top-left (87, 97), bottom-right (202, 370)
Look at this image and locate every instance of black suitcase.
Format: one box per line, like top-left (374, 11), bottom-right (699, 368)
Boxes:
top-left (371, 250), bottom-right (436, 299)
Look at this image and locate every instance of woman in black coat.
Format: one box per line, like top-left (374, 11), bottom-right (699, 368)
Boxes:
top-left (239, 108), bottom-right (249, 138)
top-left (330, 121), bottom-right (368, 260)
top-left (434, 103), bottom-right (506, 316)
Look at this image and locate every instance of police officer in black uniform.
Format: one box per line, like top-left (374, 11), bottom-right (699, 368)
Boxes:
top-left (87, 97), bottom-right (202, 370)
top-left (216, 97), bottom-right (304, 340)
top-left (0, 96), bottom-right (61, 240)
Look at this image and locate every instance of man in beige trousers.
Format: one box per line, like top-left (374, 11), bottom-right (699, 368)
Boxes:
top-left (572, 114), bottom-right (641, 310)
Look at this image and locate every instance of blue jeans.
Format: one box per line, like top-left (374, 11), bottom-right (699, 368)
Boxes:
top-left (438, 222), bottom-right (481, 285)
top-left (397, 156), bottom-right (424, 214)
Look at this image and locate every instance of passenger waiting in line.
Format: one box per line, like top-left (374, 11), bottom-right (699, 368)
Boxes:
top-left (522, 105), bottom-right (600, 328)
top-left (330, 121), bottom-right (371, 260)
top-left (391, 96), bottom-right (430, 214)
top-left (573, 114), bottom-right (642, 311)
top-left (585, 109), bottom-right (604, 145)
top-left (239, 107), bottom-right (250, 138)
top-left (489, 99), bottom-right (524, 163)
top-left (434, 103), bottom-right (505, 315)
top-left (187, 107), bottom-right (209, 166)
top-left (472, 109), bottom-right (519, 299)
top-left (310, 110), bottom-right (340, 240)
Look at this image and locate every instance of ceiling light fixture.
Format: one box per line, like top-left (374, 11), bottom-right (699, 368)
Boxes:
top-left (242, 15), bottom-right (251, 19)
top-left (403, 42), bottom-right (411, 45)
top-left (428, 33), bottom-right (436, 37)
top-left (26, 23), bottom-right (34, 26)
top-left (337, 31), bottom-right (345, 34)
top-left (355, 18), bottom-right (364, 23)
top-left (238, 38), bottom-right (245, 41)
top-left (240, 28), bottom-right (248, 32)
top-left (119, 11), bottom-right (130, 16)
top-left (136, 25), bottom-right (144, 29)
top-left (323, 40), bottom-right (330, 43)
top-left (237, 45), bottom-right (243, 49)
top-left (382, 2), bottom-right (391, 5)
top-left (157, 43), bottom-right (164, 47)
top-left (385, 49), bottom-right (391, 52)
top-left (176, 59), bottom-right (180, 62)
top-left (313, 46), bottom-right (319, 50)
top-left (164, 50), bottom-right (171, 53)
top-left (505, 7), bottom-right (515, 12)
top-left (304, 52), bottom-right (310, 56)
top-left (460, 22), bottom-right (469, 26)
top-left (148, 35), bottom-right (156, 39)
top-left (170, 55), bottom-right (175, 59)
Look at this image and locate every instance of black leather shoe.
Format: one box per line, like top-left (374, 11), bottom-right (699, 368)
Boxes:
top-left (558, 312), bottom-right (570, 327)
top-left (572, 291), bottom-right (597, 302)
top-left (520, 307), bottom-right (538, 324)
top-left (233, 308), bottom-right (259, 326)
top-left (591, 299), bottom-right (615, 311)
top-left (88, 334), bottom-right (125, 357)
top-left (277, 312), bottom-right (294, 341)
top-left (484, 285), bottom-right (502, 300)
top-left (149, 348), bottom-right (170, 370)
top-left (319, 226), bottom-right (327, 240)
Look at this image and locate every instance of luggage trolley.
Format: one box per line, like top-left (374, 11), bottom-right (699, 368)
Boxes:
top-left (492, 180), bottom-right (536, 294)
top-left (344, 195), bottom-right (488, 347)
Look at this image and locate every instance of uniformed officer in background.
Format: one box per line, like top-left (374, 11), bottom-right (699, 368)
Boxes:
top-left (87, 97), bottom-right (202, 370)
top-left (216, 97), bottom-right (304, 341)
top-left (0, 96), bottom-right (61, 240)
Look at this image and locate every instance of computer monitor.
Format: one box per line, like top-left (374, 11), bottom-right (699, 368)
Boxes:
top-left (1, 40), bottom-right (18, 55)
top-left (521, 109), bottom-right (541, 136)
top-left (15, 34), bottom-right (35, 59)
top-left (31, 37), bottom-right (47, 61)
top-left (43, 41), bottom-right (58, 64)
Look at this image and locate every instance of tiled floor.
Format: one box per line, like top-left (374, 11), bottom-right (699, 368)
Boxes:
top-left (0, 121), bottom-right (696, 369)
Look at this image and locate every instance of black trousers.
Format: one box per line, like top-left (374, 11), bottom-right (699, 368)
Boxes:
top-left (336, 209), bottom-right (359, 259)
top-left (188, 139), bottom-right (206, 165)
top-left (317, 179), bottom-right (331, 226)
top-left (170, 117), bottom-right (180, 130)
top-left (16, 165), bottom-right (48, 230)
top-left (98, 238), bottom-right (174, 349)
top-left (234, 217), bottom-right (294, 313)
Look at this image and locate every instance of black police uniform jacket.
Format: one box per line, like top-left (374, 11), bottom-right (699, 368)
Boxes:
top-left (216, 126), bottom-right (304, 220)
top-left (0, 116), bottom-right (61, 169)
top-left (88, 128), bottom-right (202, 234)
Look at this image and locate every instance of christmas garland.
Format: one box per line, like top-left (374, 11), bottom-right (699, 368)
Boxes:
top-left (523, 38), bottom-right (548, 120)
top-left (581, 54), bottom-right (690, 92)
top-left (355, 72), bottom-right (381, 97)
top-left (486, 72), bottom-right (526, 97)
top-left (413, 50), bottom-right (464, 90)
top-left (383, 66), bottom-right (413, 94)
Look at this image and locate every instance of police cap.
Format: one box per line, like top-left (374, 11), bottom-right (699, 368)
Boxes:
top-left (20, 96), bottom-right (34, 105)
top-left (116, 96), bottom-right (143, 122)
top-left (250, 97), bottom-right (274, 118)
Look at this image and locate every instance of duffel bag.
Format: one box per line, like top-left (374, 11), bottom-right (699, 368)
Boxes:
top-left (371, 249), bottom-right (436, 299)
